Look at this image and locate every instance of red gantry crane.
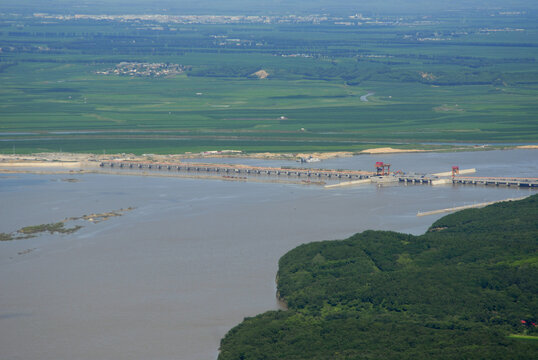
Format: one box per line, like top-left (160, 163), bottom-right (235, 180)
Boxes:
top-left (375, 162), bottom-right (391, 176)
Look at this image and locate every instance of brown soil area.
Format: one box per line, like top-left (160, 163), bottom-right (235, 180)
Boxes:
top-left (251, 69), bottom-right (269, 79)
top-left (359, 147), bottom-right (427, 154)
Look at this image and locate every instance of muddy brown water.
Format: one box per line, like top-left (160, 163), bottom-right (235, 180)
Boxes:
top-left (0, 149), bottom-right (536, 360)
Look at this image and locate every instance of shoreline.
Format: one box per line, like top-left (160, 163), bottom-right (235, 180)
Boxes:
top-left (0, 145), bottom-right (536, 166)
top-left (0, 146), bottom-right (535, 180)
top-left (417, 196), bottom-right (530, 217)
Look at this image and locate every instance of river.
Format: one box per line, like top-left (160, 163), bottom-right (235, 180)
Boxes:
top-left (0, 149), bottom-right (536, 360)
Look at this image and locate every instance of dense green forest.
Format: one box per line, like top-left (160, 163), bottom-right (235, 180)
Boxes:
top-left (218, 195), bottom-right (538, 359)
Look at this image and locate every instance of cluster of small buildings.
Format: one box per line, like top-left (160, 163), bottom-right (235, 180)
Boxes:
top-left (96, 62), bottom-right (185, 77)
top-left (280, 53), bottom-right (313, 58)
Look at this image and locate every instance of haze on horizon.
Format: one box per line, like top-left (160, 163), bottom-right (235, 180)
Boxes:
top-left (3, 0), bottom-right (538, 15)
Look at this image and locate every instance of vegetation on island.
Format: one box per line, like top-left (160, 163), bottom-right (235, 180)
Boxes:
top-left (218, 195), bottom-right (538, 359)
top-left (1, 222), bottom-right (81, 242)
top-left (0, 233), bottom-right (14, 241)
top-left (18, 222), bottom-right (82, 235)
top-left (0, 208), bottom-right (135, 241)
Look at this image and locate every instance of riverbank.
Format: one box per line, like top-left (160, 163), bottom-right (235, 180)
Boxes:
top-left (1, 146), bottom-right (536, 185)
top-left (416, 196), bottom-right (530, 216)
top-left (1, 144), bottom-right (535, 167)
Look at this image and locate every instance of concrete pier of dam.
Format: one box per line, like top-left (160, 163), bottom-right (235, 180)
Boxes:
top-left (398, 175), bottom-right (538, 188)
top-left (96, 160), bottom-right (373, 181)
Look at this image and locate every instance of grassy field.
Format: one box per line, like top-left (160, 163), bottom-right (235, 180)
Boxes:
top-left (1, 10), bottom-right (537, 154)
top-left (509, 334), bottom-right (538, 341)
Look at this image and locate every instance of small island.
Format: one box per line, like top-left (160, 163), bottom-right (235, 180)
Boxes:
top-left (218, 195), bottom-right (538, 359)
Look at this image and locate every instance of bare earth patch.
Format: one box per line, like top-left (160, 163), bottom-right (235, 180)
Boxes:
top-left (360, 147), bottom-right (427, 154)
top-left (245, 151), bottom-right (353, 160)
top-left (0, 161), bottom-right (81, 168)
top-left (251, 69), bottom-right (269, 79)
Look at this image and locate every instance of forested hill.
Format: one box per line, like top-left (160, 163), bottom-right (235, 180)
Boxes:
top-left (218, 194), bottom-right (538, 359)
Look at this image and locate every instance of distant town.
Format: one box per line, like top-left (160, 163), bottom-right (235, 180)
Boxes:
top-left (96, 62), bottom-right (187, 77)
top-left (33, 13), bottom-right (434, 26)
top-left (30, 13), bottom-right (526, 41)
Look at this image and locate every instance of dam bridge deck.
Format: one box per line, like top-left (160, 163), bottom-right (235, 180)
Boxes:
top-left (97, 161), bottom-right (372, 180)
top-left (97, 161), bottom-right (538, 188)
top-left (399, 175), bottom-right (538, 188)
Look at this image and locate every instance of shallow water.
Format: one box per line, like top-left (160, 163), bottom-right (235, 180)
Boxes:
top-left (185, 148), bottom-right (538, 177)
top-left (0, 149), bottom-right (536, 360)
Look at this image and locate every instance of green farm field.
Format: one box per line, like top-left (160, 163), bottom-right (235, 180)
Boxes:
top-left (1, 10), bottom-right (537, 154)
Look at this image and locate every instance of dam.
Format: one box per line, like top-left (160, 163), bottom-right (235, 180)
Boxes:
top-left (97, 160), bottom-right (372, 181)
top-left (96, 160), bottom-right (538, 188)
